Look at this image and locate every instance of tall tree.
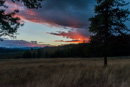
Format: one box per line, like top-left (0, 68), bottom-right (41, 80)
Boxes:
top-left (0, 0), bottom-right (43, 37)
top-left (89, 0), bottom-right (130, 66)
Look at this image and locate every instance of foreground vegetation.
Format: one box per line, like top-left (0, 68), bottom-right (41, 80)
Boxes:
top-left (0, 57), bottom-right (130, 87)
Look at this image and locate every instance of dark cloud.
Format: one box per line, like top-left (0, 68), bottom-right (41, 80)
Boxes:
top-left (6, 0), bottom-right (130, 29)
top-left (15, 0), bottom-right (95, 28)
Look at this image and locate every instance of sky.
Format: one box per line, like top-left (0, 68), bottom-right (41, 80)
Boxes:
top-left (0, 0), bottom-right (130, 48)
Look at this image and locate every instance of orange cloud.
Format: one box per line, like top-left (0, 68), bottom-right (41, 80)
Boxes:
top-left (48, 30), bottom-right (90, 43)
top-left (55, 40), bottom-right (88, 43)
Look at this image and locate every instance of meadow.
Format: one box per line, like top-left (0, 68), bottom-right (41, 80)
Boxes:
top-left (0, 57), bottom-right (130, 87)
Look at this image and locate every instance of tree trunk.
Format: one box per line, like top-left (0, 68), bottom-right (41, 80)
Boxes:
top-left (104, 0), bottom-right (108, 67)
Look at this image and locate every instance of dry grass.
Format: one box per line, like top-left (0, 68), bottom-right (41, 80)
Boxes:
top-left (0, 57), bottom-right (130, 87)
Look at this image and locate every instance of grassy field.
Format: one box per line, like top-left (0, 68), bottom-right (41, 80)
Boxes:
top-left (0, 57), bottom-right (130, 87)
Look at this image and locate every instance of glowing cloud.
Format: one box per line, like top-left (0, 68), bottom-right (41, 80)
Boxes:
top-left (48, 30), bottom-right (90, 43)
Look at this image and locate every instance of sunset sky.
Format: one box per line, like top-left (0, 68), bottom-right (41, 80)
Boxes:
top-left (0, 0), bottom-right (130, 48)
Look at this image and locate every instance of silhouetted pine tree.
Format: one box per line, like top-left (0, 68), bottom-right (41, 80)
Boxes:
top-left (89, 0), bottom-right (130, 66)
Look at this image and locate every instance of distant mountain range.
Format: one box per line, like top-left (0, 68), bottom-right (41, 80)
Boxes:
top-left (0, 47), bottom-right (44, 53)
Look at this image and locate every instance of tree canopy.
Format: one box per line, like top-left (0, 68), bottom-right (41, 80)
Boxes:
top-left (89, 0), bottom-right (130, 43)
top-left (0, 0), bottom-right (43, 37)
top-left (89, 0), bottom-right (130, 66)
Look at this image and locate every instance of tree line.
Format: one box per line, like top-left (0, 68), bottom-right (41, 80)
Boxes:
top-left (22, 40), bottom-right (130, 58)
